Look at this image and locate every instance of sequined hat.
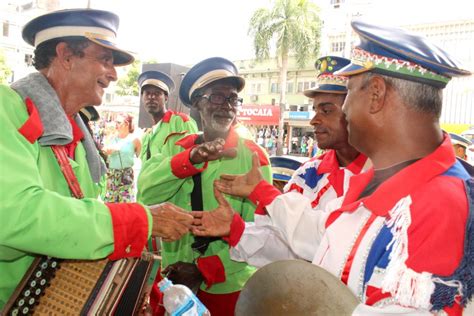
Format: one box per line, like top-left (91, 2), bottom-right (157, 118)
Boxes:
top-left (303, 56), bottom-right (350, 98)
top-left (138, 71), bottom-right (175, 95)
top-left (335, 20), bottom-right (472, 88)
top-left (22, 8), bottom-right (134, 66)
top-left (179, 57), bottom-right (245, 107)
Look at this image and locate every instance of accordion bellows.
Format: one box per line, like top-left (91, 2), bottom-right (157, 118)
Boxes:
top-left (3, 253), bottom-right (159, 315)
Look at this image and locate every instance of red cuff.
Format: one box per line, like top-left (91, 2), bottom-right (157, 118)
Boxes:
top-left (248, 180), bottom-right (282, 215)
top-left (170, 147), bottom-right (208, 178)
top-left (196, 255), bottom-right (226, 289)
top-left (222, 214), bottom-right (245, 247)
top-left (107, 203), bottom-right (149, 260)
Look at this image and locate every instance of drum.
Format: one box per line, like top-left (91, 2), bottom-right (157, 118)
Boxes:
top-left (235, 260), bottom-right (359, 315)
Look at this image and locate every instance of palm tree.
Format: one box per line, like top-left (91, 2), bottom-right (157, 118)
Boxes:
top-left (249, 0), bottom-right (321, 155)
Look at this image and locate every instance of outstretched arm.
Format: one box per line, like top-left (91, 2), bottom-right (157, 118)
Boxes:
top-left (214, 153), bottom-right (264, 198)
top-left (191, 185), bottom-right (235, 237)
top-left (148, 203), bottom-right (193, 242)
top-left (191, 181), bottom-right (329, 267)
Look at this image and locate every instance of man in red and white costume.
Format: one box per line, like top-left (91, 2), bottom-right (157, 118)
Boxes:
top-left (192, 20), bottom-right (473, 315)
top-left (283, 56), bottom-right (369, 212)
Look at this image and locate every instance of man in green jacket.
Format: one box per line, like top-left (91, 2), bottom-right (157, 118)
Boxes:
top-left (138, 57), bottom-right (272, 315)
top-left (138, 70), bottom-right (198, 162)
top-left (0, 9), bottom-right (192, 309)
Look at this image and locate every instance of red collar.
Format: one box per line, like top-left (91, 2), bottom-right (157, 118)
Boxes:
top-left (317, 150), bottom-right (340, 175)
top-left (318, 150), bottom-right (367, 175)
top-left (317, 150), bottom-right (368, 197)
top-left (68, 117), bottom-right (84, 143)
top-left (162, 110), bottom-right (173, 123)
top-left (346, 153), bottom-right (368, 174)
top-left (64, 116), bottom-right (84, 159)
top-left (341, 134), bottom-right (456, 216)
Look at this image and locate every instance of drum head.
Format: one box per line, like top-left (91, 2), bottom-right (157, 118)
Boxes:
top-left (235, 260), bottom-right (359, 316)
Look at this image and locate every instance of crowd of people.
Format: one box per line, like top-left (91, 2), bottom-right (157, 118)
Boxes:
top-left (255, 127), bottom-right (278, 156)
top-left (1, 7), bottom-right (473, 316)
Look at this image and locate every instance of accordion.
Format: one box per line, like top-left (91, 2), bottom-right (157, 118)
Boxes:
top-left (2, 253), bottom-right (160, 315)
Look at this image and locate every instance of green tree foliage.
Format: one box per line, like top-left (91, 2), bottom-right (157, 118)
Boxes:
top-left (248, 0), bottom-right (321, 154)
top-left (0, 49), bottom-right (12, 84)
top-left (116, 59), bottom-right (141, 96)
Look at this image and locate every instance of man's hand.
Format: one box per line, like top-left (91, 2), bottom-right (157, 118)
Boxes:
top-left (149, 203), bottom-right (193, 242)
top-left (214, 153), bottom-right (263, 198)
top-left (190, 138), bottom-right (237, 164)
top-left (191, 185), bottom-right (235, 237)
top-left (162, 261), bottom-right (204, 292)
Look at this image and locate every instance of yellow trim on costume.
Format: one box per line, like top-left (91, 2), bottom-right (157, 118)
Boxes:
top-left (34, 26), bottom-right (116, 46)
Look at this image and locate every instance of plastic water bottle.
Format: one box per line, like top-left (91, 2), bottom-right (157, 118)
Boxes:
top-left (159, 278), bottom-right (210, 316)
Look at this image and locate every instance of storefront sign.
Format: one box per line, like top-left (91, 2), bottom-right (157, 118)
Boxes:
top-left (289, 111), bottom-right (311, 120)
top-left (237, 105), bottom-right (280, 125)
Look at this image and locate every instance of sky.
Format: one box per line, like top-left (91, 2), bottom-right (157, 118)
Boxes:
top-left (62, 0), bottom-right (472, 66)
top-left (66, 0), bottom-right (272, 65)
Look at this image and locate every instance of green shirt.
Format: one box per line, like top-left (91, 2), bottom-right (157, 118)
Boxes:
top-left (139, 111), bottom-right (198, 162)
top-left (0, 85), bottom-right (151, 308)
top-left (138, 129), bottom-right (272, 294)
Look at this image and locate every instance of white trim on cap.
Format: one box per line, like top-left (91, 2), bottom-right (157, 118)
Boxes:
top-left (34, 26), bottom-right (116, 46)
top-left (189, 69), bottom-right (237, 99)
top-left (141, 79), bottom-right (170, 94)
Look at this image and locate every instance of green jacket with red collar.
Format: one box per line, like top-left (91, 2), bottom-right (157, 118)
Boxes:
top-left (0, 83), bottom-right (151, 309)
top-left (139, 111), bottom-right (198, 162)
top-left (137, 128), bottom-right (272, 294)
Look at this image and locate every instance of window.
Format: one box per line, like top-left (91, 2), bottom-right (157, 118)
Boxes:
top-left (24, 54), bottom-right (33, 66)
top-left (330, 0), bottom-right (345, 7)
top-left (287, 82), bottom-right (293, 93)
top-left (3, 21), bottom-right (9, 37)
top-left (310, 81), bottom-right (316, 88)
top-left (304, 82), bottom-right (310, 90)
top-left (331, 41), bottom-right (346, 52)
top-left (271, 83), bottom-right (280, 93)
top-left (297, 82), bottom-right (304, 92)
top-left (105, 93), bottom-right (113, 103)
top-left (250, 83), bottom-right (262, 94)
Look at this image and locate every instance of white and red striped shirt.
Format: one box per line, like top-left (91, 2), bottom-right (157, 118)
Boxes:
top-left (228, 136), bottom-right (471, 315)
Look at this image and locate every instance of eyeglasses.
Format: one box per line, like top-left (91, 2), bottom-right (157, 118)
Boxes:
top-left (199, 94), bottom-right (243, 107)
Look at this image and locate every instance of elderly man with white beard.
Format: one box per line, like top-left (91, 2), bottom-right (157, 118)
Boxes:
top-left (137, 57), bottom-right (273, 315)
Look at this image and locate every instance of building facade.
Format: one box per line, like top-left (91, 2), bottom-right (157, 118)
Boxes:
top-left (233, 0), bottom-right (473, 152)
top-left (0, 1), bottom-right (56, 83)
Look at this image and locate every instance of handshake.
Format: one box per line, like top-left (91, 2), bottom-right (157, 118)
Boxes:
top-left (149, 185), bottom-right (236, 241)
top-left (150, 153), bottom-right (264, 241)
